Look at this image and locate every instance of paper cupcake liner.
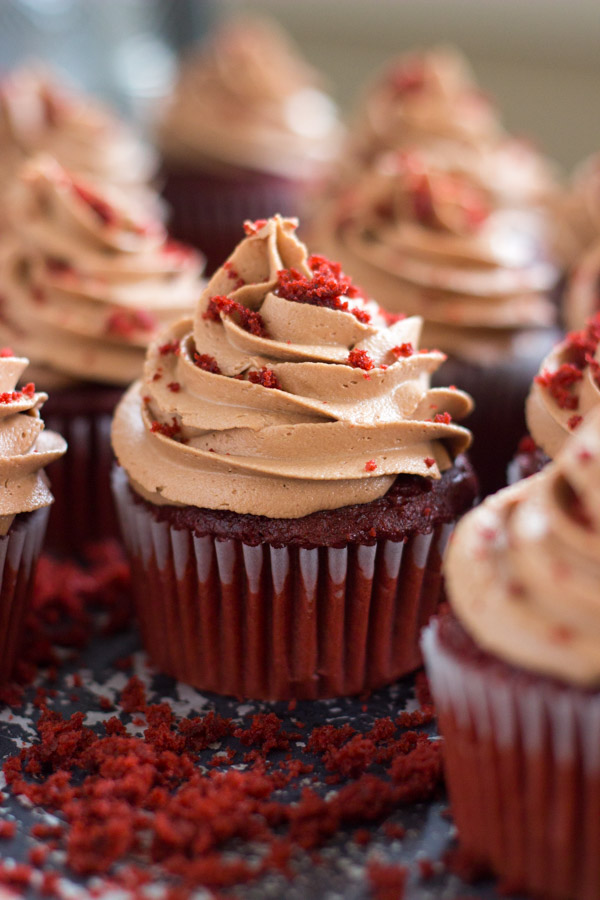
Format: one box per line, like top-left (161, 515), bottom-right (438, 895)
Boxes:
top-left (160, 165), bottom-right (308, 274)
top-left (0, 507), bottom-right (50, 683)
top-left (112, 466), bottom-right (455, 700)
top-left (422, 620), bottom-right (600, 900)
top-left (43, 385), bottom-right (123, 556)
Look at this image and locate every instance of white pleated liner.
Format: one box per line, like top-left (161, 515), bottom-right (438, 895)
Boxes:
top-left (0, 505), bottom-right (50, 682)
top-left (422, 619), bottom-right (600, 900)
top-left (113, 465), bottom-right (455, 700)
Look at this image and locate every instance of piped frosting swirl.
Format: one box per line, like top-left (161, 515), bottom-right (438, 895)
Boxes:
top-left (157, 17), bottom-right (342, 179)
top-left (0, 156), bottom-right (205, 386)
top-left (314, 150), bottom-right (559, 363)
top-left (446, 405), bottom-right (600, 686)
top-left (0, 351), bottom-right (66, 535)
top-left (112, 215), bottom-right (473, 519)
top-left (526, 313), bottom-right (600, 459)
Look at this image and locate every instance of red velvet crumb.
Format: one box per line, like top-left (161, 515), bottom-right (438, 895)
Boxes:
top-left (517, 435), bottom-right (537, 454)
top-left (167, 382), bottom-right (181, 393)
top-left (365, 460), bottom-right (378, 472)
top-left (347, 349), bottom-right (375, 371)
top-left (0, 347), bottom-right (13, 357)
top-left (158, 340), bottom-right (180, 356)
top-left (203, 295), bottom-right (267, 337)
top-left (243, 218), bottom-right (268, 235)
top-left (248, 368), bottom-right (282, 390)
top-left (433, 412), bottom-right (452, 424)
top-left (567, 414), bottom-right (583, 430)
top-left (367, 860), bottom-right (408, 900)
top-left (534, 363), bottom-right (583, 410)
top-left (424, 457), bottom-right (435, 468)
top-left (277, 255), bottom-right (371, 324)
top-left (105, 309), bottom-right (156, 337)
top-left (193, 352), bottom-right (221, 375)
top-left (391, 343), bottom-right (413, 358)
top-left (150, 418), bottom-right (181, 439)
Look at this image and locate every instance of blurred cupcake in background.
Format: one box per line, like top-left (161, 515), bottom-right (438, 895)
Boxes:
top-left (311, 149), bottom-right (562, 494)
top-left (422, 406), bottom-right (600, 900)
top-left (0, 64), bottom-right (158, 224)
top-left (0, 155), bottom-right (205, 553)
top-left (330, 45), bottom-right (561, 214)
top-left (156, 16), bottom-right (343, 272)
top-left (561, 151), bottom-right (600, 257)
top-left (111, 215), bottom-right (477, 701)
top-left (564, 234), bottom-right (600, 332)
top-left (509, 312), bottom-right (600, 482)
top-left (0, 351), bottom-right (66, 681)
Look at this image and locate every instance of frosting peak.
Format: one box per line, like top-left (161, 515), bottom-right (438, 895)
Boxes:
top-left (0, 155), bottom-right (205, 386)
top-left (0, 352), bottom-right (66, 535)
top-left (446, 405), bottom-right (600, 686)
top-left (112, 215), bottom-right (473, 519)
top-left (157, 17), bottom-right (342, 178)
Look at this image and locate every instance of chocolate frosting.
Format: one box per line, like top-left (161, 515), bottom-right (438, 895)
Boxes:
top-left (157, 17), bottom-right (342, 179)
top-left (446, 405), bottom-right (600, 686)
top-left (0, 353), bottom-right (66, 536)
top-left (312, 151), bottom-right (559, 364)
top-left (0, 156), bottom-right (205, 386)
top-left (112, 216), bottom-right (473, 518)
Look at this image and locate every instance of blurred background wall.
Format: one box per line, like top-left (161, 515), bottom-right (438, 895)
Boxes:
top-left (1, 0), bottom-right (598, 169)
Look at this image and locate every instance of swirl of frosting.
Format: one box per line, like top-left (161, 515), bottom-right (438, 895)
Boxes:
top-left (0, 350), bottom-right (66, 535)
top-left (446, 404), bottom-right (600, 686)
top-left (0, 66), bottom-right (156, 212)
top-left (313, 150), bottom-right (559, 364)
top-left (0, 155), bottom-right (205, 387)
top-left (347, 46), bottom-right (502, 168)
top-left (157, 17), bottom-right (342, 179)
top-left (112, 215), bottom-right (473, 518)
top-left (526, 313), bottom-right (600, 459)
top-left (564, 236), bottom-right (600, 332)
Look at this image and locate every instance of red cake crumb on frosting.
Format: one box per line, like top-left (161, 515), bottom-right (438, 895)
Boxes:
top-left (433, 412), bottom-right (452, 424)
top-left (534, 363), bottom-right (583, 410)
top-left (203, 295), bottom-right (268, 337)
top-left (424, 457), bottom-right (435, 468)
top-left (72, 182), bottom-right (116, 226)
top-left (150, 418), bottom-right (181, 439)
top-left (365, 460), bottom-right (378, 472)
top-left (248, 368), bottom-right (282, 390)
top-left (568, 414), bottom-right (583, 430)
top-left (0, 382), bottom-right (35, 404)
top-left (367, 859), bottom-right (408, 900)
top-left (193, 352), bottom-right (221, 374)
top-left (0, 347), bottom-right (14, 357)
top-left (391, 343), bottom-right (413, 358)
top-left (347, 349), bottom-right (375, 371)
top-left (158, 339), bottom-right (180, 356)
top-left (277, 255), bottom-right (371, 324)
top-left (105, 308), bottom-right (156, 337)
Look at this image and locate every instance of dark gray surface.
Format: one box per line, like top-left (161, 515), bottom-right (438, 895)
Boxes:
top-left (0, 625), bottom-right (521, 899)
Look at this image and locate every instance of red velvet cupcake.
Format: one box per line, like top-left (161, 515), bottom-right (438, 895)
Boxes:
top-left (0, 351), bottom-right (66, 682)
top-left (111, 215), bottom-right (477, 700)
top-left (422, 407), bottom-right (600, 900)
top-left (156, 17), bottom-right (342, 273)
top-left (0, 155), bottom-right (204, 554)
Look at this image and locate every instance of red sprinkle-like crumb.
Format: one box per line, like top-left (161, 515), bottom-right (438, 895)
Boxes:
top-left (391, 344), bottom-right (413, 358)
top-left (433, 412), bottom-right (452, 424)
top-left (223, 260), bottom-right (245, 290)
top-left (365, 460), bottom-right (378, 472)
top-left (534, 363), bottom-right (583, 410)
top-left (167, 382), bottom-right (181, 393)
top-left (248, 368), bottom-right (282, 390)
top-left (0, 821), bottom-right (16, 839)
top-left (243, 218), bottom-right (268, 235)
top-left (193, 352), bottom-right (221, 374)
top-left (150, 418), bottom-right (181, 439)
top-left (0, 347), bottom-right (14, 357)
top-left (424, 457), bottom-right (435, 468)
top-left (72, 182), bottom-right (115, 226)
top-left (517, 435), bottom-right (537, 454)
top-left (0, 383), bottom-right (35, 404)
top-left (203, 295), bottom-right (267, 337)
top-left (568, 414), bottom-right (583, 430)
top-left (347, 349), bottom-right (375, 371)
top-left (367, 860), bottom-right (408, 900)
top-left (158, 340), bottom-right (180, 356)
top-left (277, 255), bottom-right (371, 324)
top-left (105, 309), bottom-right (156, 338)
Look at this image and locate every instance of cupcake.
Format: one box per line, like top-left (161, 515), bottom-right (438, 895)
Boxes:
top-left (311, 149), bottom-right (561, 494)
top-left (0, 350), bottom-right (66, 681)
top-left (0, 65), bottom-right (158, 225)
top-left (509, 312), bottom-right (600, 482)
top-left (0, 155), bottom-right (205, 553)
top-left (156, 16), bottom-right (342, 272)
top-left (422, 406), bottom-right (600, 900)
top-left (111, 215), bottom-right (477, 700)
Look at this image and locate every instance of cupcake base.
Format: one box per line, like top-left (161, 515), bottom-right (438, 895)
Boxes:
top-left (0, 507), bottom-right (50, 684)
top-left (422, 614), bottom-right (600, 900)
top-left (160, 162), bottom-right (310, 275)
top-left (112, 457), bottom-right (477, 700)
top-left (43, 383), bottom-right (124, 556)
